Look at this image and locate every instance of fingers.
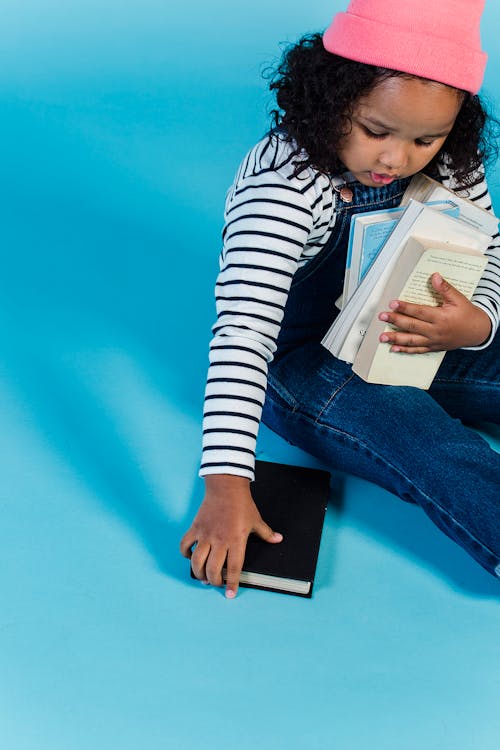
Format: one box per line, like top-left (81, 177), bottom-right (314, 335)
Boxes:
top-left (190, 541), bottom-right (211, 583)
top-left (378, 302), bottom-right (436, 352)
top-left (384, 343), bottom-right (433, 354)
top-left (185, 533), bottom-right (228, 587)
top-left (180, 528), bottom-right (217, 584)
top-left (380, 331), bottom-right (433, 352)
top-left (188, 540), bottom-right (231, 587)
top-left (205, 545), bottom-right (229, 588)
top-left (181, 524), bottom-right (246, 592)
top-left (389, 299), bottom-right (438, 323)
top-left (375, 275), bottom-right (473, 353)
top-left (379, 304), bottom-right (435, 329)
top-left (224, 546), bottom-right (246, 599)
top-left (183, 521), bottom-right (283, 598)
top-left (254, 518), bottom-right (283, 544)
top-left (180, 529), bottom-right (197, 559)
top-left (223, 521), bottom-right (283, 599)
top-left (431, 273), bottom-right (465, 303)
top-left (191, 539), bottom-right (246, 595)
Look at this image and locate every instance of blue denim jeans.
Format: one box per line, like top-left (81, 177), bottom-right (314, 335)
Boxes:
top-left (262, 335), bottom-right (500, 578)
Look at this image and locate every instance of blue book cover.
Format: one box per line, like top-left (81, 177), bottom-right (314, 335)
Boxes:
top-left (359, 217), bottom-right (399, 281)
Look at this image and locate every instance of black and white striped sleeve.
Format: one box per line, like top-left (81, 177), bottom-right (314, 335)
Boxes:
top-left (200, 136), bottom-right (332, 479)
top-left (438, 164), bottom-right (500, 348)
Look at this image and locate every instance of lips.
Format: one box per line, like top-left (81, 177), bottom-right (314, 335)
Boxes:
top-left (370, 172), bottom-right (399, 185)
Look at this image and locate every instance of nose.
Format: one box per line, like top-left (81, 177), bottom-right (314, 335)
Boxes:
top-left (378, 139), bottom-right (410, 173)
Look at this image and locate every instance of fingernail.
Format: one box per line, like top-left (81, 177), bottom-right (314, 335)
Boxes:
top-left (379, 313), bottom-right (389, 322)
top-left (434, 273), bottom-right (443, 284)
top-left (273, 532), bottom-right (283, 542)
top-left (380, 335), bottom-right (389, 342)
top-left (201, 580), bottom-right (210, 586)
top-left (391, 346), bottom-right (401, 352)
top-left (389, 301), bottom-right (399, 310)
top-left (225, 589), bottom-right (236, 599)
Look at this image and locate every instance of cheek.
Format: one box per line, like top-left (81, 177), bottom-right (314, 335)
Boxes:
top-left (414, 140), bottom-right (446, 165)
top-left (352, 135), bottom-right (378, 160)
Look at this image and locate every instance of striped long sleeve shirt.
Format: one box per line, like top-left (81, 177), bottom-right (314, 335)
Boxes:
top-left (200, 133), bottom-right (500, 480)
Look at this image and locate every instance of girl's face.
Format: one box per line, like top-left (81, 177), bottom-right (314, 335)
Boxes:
top-left (337, 76), bottom-right (463, 187)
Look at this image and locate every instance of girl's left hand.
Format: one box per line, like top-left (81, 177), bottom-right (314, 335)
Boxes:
top-left (378, 272), bottom-right (492, 353)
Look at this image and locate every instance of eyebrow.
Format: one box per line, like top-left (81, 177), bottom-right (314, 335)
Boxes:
top-left (361, 116), bottom-right (453, 138)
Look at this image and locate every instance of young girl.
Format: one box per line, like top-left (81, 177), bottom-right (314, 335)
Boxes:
top-left (181, 0), bottom-right (500, 596)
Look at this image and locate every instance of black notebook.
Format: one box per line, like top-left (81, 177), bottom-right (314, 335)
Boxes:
top-left (193, 460), bottom-right (331, 597)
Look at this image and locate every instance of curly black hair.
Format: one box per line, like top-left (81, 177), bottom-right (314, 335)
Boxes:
top-left (268, 34), bottom-right (498, 189)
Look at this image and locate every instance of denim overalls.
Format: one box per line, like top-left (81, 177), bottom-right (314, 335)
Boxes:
top-left (262, 176), bottom-right (500, 578)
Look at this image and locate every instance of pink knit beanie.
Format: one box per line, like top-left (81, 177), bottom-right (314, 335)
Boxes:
top-left (323, 0), bottom-right (487, 94)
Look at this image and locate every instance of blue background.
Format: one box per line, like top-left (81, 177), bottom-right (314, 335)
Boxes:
top-left (0, 2), bottom-right (499, 748)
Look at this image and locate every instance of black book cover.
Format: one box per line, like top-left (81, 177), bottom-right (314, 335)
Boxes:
top-left (193, 460), bottom-right (331, 597)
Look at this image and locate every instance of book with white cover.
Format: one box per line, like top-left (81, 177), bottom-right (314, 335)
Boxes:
top-left (400, 172), bottom-right (498, 236)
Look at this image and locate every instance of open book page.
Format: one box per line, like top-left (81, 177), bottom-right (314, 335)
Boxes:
top-left (354, 246), bottom-right (488, 388)
top-left (401, 249), bottom-right (488, 304)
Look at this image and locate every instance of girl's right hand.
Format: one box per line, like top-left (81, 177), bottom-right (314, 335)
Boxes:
top-left (180, 474), bottom-right (283, 599)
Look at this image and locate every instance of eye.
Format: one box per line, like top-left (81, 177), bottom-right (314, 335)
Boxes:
top-left (361, 125), bottom-right (388, 140)
top-left (414, 139), bottom-right (436, 148)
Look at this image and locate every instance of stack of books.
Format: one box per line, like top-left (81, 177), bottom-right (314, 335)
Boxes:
top-left (322, 173), bottom-right (498, 389)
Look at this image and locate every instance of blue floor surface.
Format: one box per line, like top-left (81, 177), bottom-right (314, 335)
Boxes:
top-left (1, 2), bottom-right (499, 749)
